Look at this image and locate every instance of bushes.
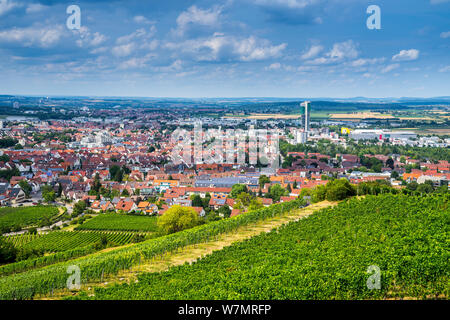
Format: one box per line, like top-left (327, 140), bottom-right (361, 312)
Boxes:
top-left (0, 236), bottom-right (16, 264)
top-left (325, 179), bottom-right (356, 201)
top-left (157, 205), bottom-right (202, 234)
top-left (308, 179), bottom-right (356, 203)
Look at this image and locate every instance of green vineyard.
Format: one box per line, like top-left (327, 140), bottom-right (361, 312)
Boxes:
top-left (0, 199), bottom-right (303, 300)
top-left (4, 233), bottom-right (41, 247)
top-left (77, 194), bottom-right (449, 300)
top-left (11, 231), bottom-right (135, 252)
top-left (0, 206), bottom-right (59, 231)
top-left (75, 214), bottom-right (158, 232)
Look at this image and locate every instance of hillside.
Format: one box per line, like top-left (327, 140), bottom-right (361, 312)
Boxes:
top-left (75, 194), bottom-right (449, 300)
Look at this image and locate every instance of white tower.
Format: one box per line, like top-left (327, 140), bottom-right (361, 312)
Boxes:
top-left (300, 101), bottom-right (311, 133)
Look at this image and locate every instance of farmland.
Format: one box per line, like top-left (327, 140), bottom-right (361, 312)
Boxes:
top-left (0, 206), bottom-right (59, 232)
top-left (0, 199), bottom-right (302, 299)
top-left (75, 214), bottom-right (158, 232)
top-left (8, 231), bottom-right (136, 253)
top-left (78, 194), bottom-right (449, 300)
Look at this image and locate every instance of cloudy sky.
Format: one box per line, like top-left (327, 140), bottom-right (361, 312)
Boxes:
top-left (0, 0), bottom-right (449, 98)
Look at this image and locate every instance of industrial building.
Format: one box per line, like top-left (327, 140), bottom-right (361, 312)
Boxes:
top-left (349, 129), bottom-right (417, 141)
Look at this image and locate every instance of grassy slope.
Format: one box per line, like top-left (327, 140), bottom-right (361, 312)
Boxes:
top-left (75, 214), bottom-right (158, 232)
top-left (77, 194), bottom-right (449, 300)
top-left (40, 201), bottom-right (332, 299)
top-left (0, 206), bottom-right (59, 230)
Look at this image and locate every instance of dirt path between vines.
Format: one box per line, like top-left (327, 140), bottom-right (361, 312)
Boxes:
top-left (40, 200), bottom-right (337, 300)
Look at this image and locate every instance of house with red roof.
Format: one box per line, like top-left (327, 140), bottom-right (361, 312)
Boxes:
top-left (116, 199), bottom-right (137, 212)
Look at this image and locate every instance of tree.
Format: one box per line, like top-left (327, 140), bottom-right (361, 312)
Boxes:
top-left (57, 183), bottom-right (63, 197)
top-left (18, 180), bottom-right (32, 197)
top-left (235, 192), bottom-right (252, 209)
top-left (91, 173), bottom-right (101, 194)
top-left (109, 165), bottom-right (123, 182)
top-left (191, 194), bottom-right (203, 207)
top-left (391, 171), bottom-right (399, 179)
top-left (42, 185), bottom-right (56, 203)
top-left (0, 166), bottom-right (20, 182)
top-left (311, 185), bottom-right (327, 203)
top-left (201, 193), bottom-right (212, 210)
top-left (325, 179), bottom-right (356, 201)
top-left (157, 205), bottom-right (202, 234)
top-left (231, 184), bottom-right (248, 198)
top-left (386, 158), bottom-right (395, 170)
top-left (121, 189), bottom-right (130, 196)
top-left (73, 200), bottom-right (87, 216)
top-left (406, 181), bottom-right (419, 191)
top-left (268, 184), bottom-right (288, 202)
top-left (0, 236), bottom-right (17, 264)
top-left (0, 137), bottom-right (18, 148)
top-left (417, 183), bottom-right (433, 194)
top-left (218, 205), bottom-right (231, 218)
top-left (248, 198), bottom-right (263, 212)
top-left (258, 175), bottom-right (270, 189)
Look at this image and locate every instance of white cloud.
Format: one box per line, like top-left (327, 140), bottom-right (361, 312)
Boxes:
top-left (118, 54), bottom-right (155, 70)
top-left (153, 60), bottom-right (183, 72)
top-left (306, 40), bottom-right (359, 65)
top-left (112, 27), bottom-right (158, 57)
top-left (253, 0), bottom-right (320, 9)
top-left (381, 63), bottom-right (400, 73)
top-left (392, 49), bottom-right (420, 61)
top-left (116, 27), bottom-right (156, 45)
top-left (297, 65), bottom-right (316, 72)
top-left (300, 45), bottom-right (323, 60)
top-left (166, 33), bottom-right (287, 62)
top-left (0, 0), bottom-right (17, 16)
top-left (112, 43), bottom-right (135, 57)
top-left (174, 5), bottom-right (222, 36)
top-left (351, 57), bottom-right (385, 67)
top-left (26, 3), bottom-right (47, 14)
top-left (74, 26), bottom-right (107, 48)
top-left (267, 62), bottom-right (281, 70)
top-left (265, 62), bottom-right (296, 71)
top-left (439, 66), bottom-right (450, 72)
top-left (328, 41), bottom-right (359, 60)
top-left (440, 31), bottom-right (450, 38)
top-left (133, 16), bottom-right (154, 25)
top-left (0, 24), bottom-right (64, 48)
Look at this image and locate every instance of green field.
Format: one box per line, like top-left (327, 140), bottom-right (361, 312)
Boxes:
top-left (75, 214), bottom-right (158, 232)
top-left (3, 233), bottom-right (41, 246)
top-left (0, 200), bottom-right (302, 300)
top-left (83, 194), bottom-right (449, 300)
top-left (8, 231), bottom-right (135, 252)
top-left (0, 206), bottom-right (59, 232)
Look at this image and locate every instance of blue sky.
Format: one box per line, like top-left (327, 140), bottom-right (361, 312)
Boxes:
top-left (0, 0), bottom-right (449, 98)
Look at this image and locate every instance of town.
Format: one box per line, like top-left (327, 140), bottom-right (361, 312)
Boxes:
top-left (0, 98), bottom-right (448, 237)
